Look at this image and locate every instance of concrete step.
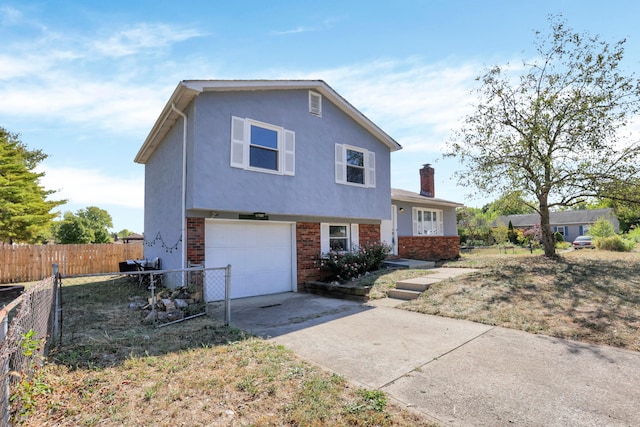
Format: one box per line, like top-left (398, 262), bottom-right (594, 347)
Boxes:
top-left (387, 288), bottom-right (422, 300)
top-left (395, 281), bottom-right (431, 292)
top-left (382, 259), bottom-right (436, 269)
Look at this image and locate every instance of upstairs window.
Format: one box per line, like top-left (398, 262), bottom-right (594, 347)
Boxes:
top-left (334, 144), bottom-right (375, 188)
top-left (230, 116), bottom-right (295, 175)
top-left (249, 124), bottom-right (278, 170)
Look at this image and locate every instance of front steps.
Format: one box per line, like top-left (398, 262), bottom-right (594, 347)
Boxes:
top-left (387, 276), bottom-right (441, 300)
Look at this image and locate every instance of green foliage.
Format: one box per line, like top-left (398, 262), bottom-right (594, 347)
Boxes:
top-left (10, 330), bottom-right (52, 421)
top-left (482, 190), bottom-right (536, 218)
top-left (344, 389), bottom-right (387, 414)
top-left (53, 206), bottom-right (113, 244)
top-left (321, 241), bottom-right (391, 282)
top-left (491, 222), bottom-right (509, 245)
top-left (0, 127), bottom-right (65, 243)
top-left (595, 235), bottom-right (635, 252)
top-left (554, 232), bottom-right (564, 243)
top-left (627, 227), bottom-right (640, 243)
top-left (446, 15), bottom-right (640, 258)
top-left (588, 217), bottom-right (616, 238)
top-left (457, 207), bottom-right (491, 244)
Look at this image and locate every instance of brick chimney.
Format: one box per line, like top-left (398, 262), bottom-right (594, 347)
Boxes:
top-left (420, 164), bottom-right (435, 198)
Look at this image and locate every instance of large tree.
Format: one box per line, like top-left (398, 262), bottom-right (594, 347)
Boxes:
top-left (54, 206), bottom-right (114, 244)
top-left (447, 16), bottom-right (640, 257)
top-left (0, 127), bottom-right (65, 244)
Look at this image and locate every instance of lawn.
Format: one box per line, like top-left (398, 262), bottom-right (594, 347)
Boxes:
top-left (18, 275), bottom-right (431, 426)
top-left (401, 249), bottom-right (640, 351)
top-left (18, 249), bottom-right (639, 425)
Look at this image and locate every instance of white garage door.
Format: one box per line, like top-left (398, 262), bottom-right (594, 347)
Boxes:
top-left (205, 220), bottom-right (295, 298)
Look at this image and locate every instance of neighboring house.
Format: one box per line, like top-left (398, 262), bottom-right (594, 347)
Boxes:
top-left (383, 164), bottom-right (463, 260)
top-left (495, 208), bottom-right (619, 243)
top-left (135, 80), bottom-right (402, 298)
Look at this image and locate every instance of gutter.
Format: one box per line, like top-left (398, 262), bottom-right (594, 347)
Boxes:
top-left (170, 103), bottom-right (188, 269)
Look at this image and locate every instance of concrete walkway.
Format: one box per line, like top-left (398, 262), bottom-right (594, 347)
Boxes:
top-left (230, 269), bottom-right (640, 426)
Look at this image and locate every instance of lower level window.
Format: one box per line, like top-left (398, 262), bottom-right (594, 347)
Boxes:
top-left (553, 226), bottom-right (568, 236)
top-left (329, 225), bottom-right (349, 251)
top-left (413, 208), bottom-right (443, 236)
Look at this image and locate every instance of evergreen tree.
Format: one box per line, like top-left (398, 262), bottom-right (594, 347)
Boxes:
top-left (0, 127), bottom-right (65, 244)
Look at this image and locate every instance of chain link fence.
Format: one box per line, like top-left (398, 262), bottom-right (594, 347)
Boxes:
top-left (55, 266), bottom-right (231, 366)
top-left (0, 274), bottom-right (58, 425)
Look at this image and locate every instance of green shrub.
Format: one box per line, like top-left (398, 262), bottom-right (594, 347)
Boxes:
top-left (321, 241), bottom-right (391, 282)
top-left (554, 232), bottom-right (564, 243)
top-left (589, 217), bottom-right (616, 238)
top-left (595, 235), bottom-right (635, 252)
top-left (627, 227), bottom-right (640, 243)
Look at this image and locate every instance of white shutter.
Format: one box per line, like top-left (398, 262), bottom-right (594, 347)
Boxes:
top-left (283, 129), bottom-right (295, 176)
top-left (350, 224), bottom-right (359, 250)
top-left (335, 144), bottom-right (345, 184)
top-left (230, 116), bottom-right (246, 169)
top-left (320, 223), bottom-right (330, 254)
top-left (437, 210), bottom-right (444, 236)
top-left (366, 150), bottom-right (376, 188)
top-left (412, 208), bottom-right (419, 236)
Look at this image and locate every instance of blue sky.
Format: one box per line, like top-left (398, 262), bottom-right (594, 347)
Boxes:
top-left (2, 0), bottom-right (640, 233)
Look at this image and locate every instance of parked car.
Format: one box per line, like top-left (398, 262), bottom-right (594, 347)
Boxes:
top-left (573, 235), bottom-right (595, 249)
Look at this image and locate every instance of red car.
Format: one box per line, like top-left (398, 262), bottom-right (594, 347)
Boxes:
top-left (573, 236), bottom-right (595, 249)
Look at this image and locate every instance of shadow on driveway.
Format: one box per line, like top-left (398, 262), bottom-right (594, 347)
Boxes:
top-left (229, 292), bottom-right (372, 338)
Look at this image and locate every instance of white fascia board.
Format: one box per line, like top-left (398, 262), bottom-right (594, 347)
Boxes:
top-left (392, 194), bottom-right (464, 208)
top-left (134, 82), bottom-right (201, 164)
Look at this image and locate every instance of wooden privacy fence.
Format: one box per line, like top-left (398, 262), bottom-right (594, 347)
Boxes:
top-left (0, 243), bottom-right (144, 284)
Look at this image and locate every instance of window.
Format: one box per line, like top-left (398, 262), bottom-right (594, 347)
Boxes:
top-left (553, 226), bottom-right (568, 236)
top-left (334, 144), bottom-right (375, 188)
top-left (249, 124), bottom-right (278, 170)
top-left (230, 116), bottom-right (295, 175)
top-left (329, 225), bottom-right (349, 251)
top-left (412, 208), bottom-right (443, 236)
top-left (579, 225), bottom-right (590, 236)
top-left (320, 223), bottom-right (360, 254)
top-left (309, 91), bottom-right (322, 117)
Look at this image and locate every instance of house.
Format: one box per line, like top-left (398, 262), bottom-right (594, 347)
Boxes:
top-left (495, 208), bottom-right (619, 243)
top-left (135, 80), bottom-right (403, 298)
top-left (383, 164), bottom-right (463, 260)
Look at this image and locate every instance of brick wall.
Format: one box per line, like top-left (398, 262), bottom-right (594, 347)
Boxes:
top-left (295, 222), bottom-right (328, 289)
top-left (398, 235), bottom-right (460, 260)
top-left (186, 217), bottom-right (205, 266)
top-left (358, 224), bottom-right (380, 246)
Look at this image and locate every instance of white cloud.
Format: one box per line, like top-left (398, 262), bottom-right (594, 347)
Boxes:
top-left (39, 166), bottom-right (144, 209)
top-left (90, 23), bottom-right (205, 57)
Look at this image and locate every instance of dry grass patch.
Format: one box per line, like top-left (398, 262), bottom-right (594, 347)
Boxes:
top-left (404, 250), bottom-right (640, 351)
top-left (18, 275), bottom-right (433, 426)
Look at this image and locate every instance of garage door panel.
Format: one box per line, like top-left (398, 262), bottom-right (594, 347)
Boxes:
top-left (205, 221), bottom-right (294, 298)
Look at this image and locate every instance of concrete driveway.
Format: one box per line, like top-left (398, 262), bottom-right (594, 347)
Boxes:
top-left (230, 292), bottom-right (640, 426)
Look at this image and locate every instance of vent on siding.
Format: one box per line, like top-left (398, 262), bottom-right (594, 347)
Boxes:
top-left (309, 91), bottom-right (322, 117)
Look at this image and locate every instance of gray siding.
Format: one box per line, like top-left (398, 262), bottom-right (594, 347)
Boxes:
top-left (187, 90), bottom-right (391, 220)
top-left (143, 116), bottom-right (187, 270)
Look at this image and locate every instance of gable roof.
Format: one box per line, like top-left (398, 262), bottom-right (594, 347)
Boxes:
top-left (135, 79), bottom-right (402, 164)
top-left (391, 188), bottom-right (463, 208)
top-left (496, 208), bottom-right (616, 227)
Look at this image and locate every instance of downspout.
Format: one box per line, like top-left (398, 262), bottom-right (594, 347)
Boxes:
top-left (171, 103), bottom-right (188, 269)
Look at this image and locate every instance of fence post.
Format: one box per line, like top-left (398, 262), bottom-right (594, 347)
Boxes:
top-left (224, 264), bottom-right (231, 326)
top-left (149, 273), bottom-right (156, 325)
top-left (1, 305), bottom-right (9, 427)
top-left (52, 264), bottom-right (60, 348)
